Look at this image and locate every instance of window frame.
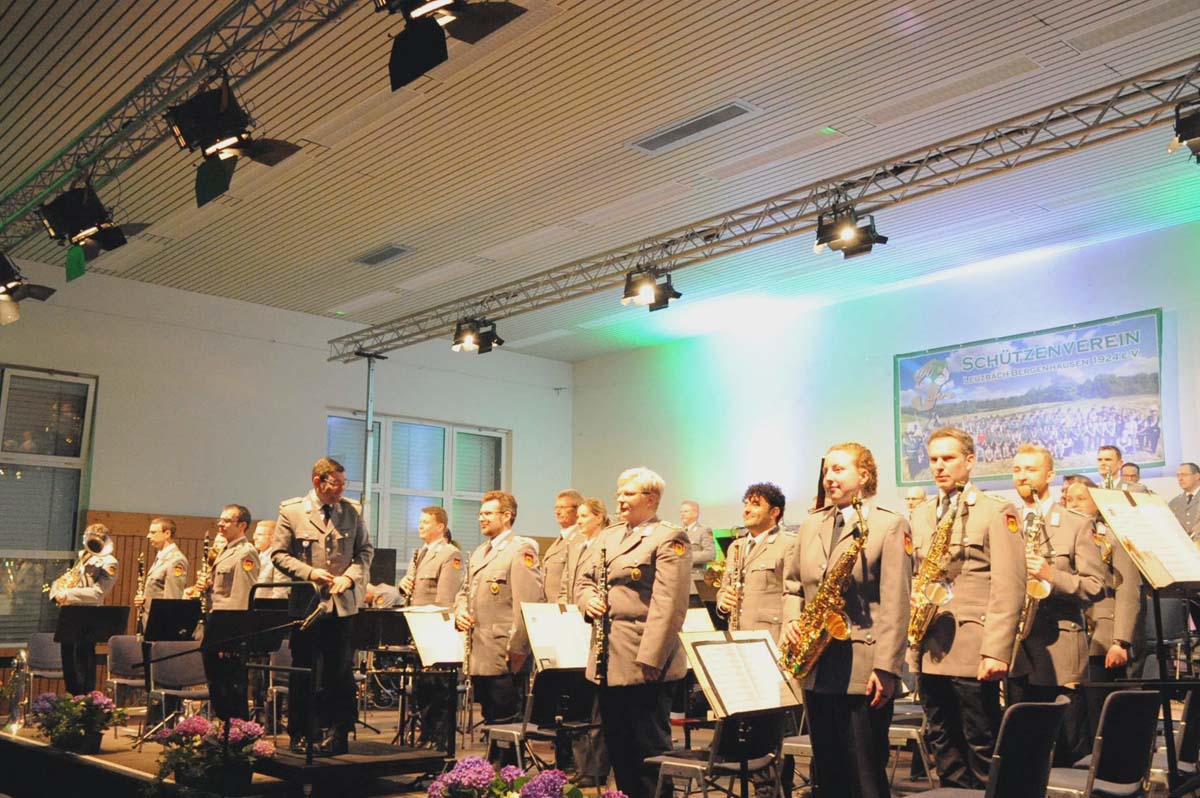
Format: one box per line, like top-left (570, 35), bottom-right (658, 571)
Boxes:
top-left (0, 367), bottom-right (97, 469)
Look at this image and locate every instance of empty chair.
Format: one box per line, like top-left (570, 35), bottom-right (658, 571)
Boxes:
top-left (104, 634), bottom-right (145, 737)
top-left (267, 640), bottom-right (292, 742)
top-left (902, 697), bottom-right (1068, 798)
top-left (135, 640), bottom-right (210, 750)
top-left (1046, 690), bottom-right (1160, 798)
top-left (24, 632), bottom-right (64, 720)
top-left (649, 709), bottom-right (787, 798)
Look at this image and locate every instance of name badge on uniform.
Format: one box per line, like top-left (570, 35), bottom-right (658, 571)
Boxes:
top-left (1050, 512), bottom-right (1061, 527)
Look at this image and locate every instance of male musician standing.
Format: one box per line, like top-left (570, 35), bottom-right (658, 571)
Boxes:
top-left (273, 458), bottom-right (374, 755)
top-left (402, 506), bottom-right (464, 748)
top-left (783, 444), bottom-right (910, 798)
top-left (718, 482), bottom-right (795, 640)
top-left (1096, 445), bottom-right (1148, 493)
top-left (543, 490), bottom-right (583, 603)
top-left (454, 491), bottom-right (543, 730)
top-left (578, 468), bottom-right (690, 798)
top-left (135, 517), bottom-right (189, 630)
top-left (908, 427), bottom-right (1024, 790)
top-left (202, 504), bottom-right (261, 720)
top-left (52, 522), bottom-right (119, 694)
top-left (1006, 445), bottom-right (1104, 764)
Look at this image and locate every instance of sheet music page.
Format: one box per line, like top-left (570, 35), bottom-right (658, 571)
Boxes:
top-left (692, 639), bottom-right (796, 715)
top-left (683, 607), bottom-right (715, 632)
top-left (1093, 489), bottom-right (1200, 588)
top-left (403, 609), bottom-right (464, 666)
top-left (522, 603), bottom-right (592, 670)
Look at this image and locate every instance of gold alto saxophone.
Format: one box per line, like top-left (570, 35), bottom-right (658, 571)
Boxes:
top-left (1011, 504), bottom-right (1052, 664)
top-left (720, 529), bottom-right (748, 631)
top-left (1094, 525), bottom-right (1113, 567)
top-left (780, 497), bottom-right (870, 680)
top-left (594, 544), bottom-right (609, 685)
top-left (134, 551), bottom-right (147, 635)
top-left (907, 484), bottom-right (965, 653)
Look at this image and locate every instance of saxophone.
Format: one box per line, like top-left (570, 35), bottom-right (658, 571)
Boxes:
top-left (907, 485), bottom-right (965, 653)
top-left (134, 551), bottom-right (147, 635)
top-left (1094, 525), bottom-right (1113, 567)
top-left (780, 497), bottom-right (870, 680)
top-left (1011, 504), bottom-right (1052, 662)
top-left (594, 544), bottom-right (609, 685)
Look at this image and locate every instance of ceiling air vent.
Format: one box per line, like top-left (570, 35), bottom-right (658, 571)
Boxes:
top-left (355, 244), bottom-right (412, 267)
top-left (630, 99), bottom-right (763, 156)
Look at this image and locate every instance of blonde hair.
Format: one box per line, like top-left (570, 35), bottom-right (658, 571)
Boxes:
top-left (580, 497), bottom-right (610, 528)
top-left (1016, 442), bottom-right (1054, 470)
top-left (617, 467), bottom-right (665, 498)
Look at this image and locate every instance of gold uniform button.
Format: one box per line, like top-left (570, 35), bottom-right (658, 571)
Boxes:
top-left (490, 583), bottom-right (500, 595)
top-left (630, 567), bottom-right (642, 581)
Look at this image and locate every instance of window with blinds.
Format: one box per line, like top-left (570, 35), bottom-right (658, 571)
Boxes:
top-left (0, 367), bottom-right (96, 645)
top-left (326, 413), bottom-right (507, 583)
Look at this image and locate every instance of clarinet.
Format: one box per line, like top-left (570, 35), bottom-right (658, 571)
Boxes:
top-left (595, 545), bottom-right (609, 686)
top-left (399, 547), bottom-right (421, 602)
top-left (134, 552), bottom-right (147, 635)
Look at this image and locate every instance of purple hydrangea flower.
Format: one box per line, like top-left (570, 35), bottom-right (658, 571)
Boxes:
top-left (520, 769), bottom-right (569, 798)
top-left (448, 756), bottom-right (498, 790)
top-left (30, 693), bottom-right (58, 716)
top-left (429, 773), bottom-right (450, 798)
top-left (251, 739), bottom-right (276, 757)
top-left (500, 765), bottom-right (525, 783)
top-left (173, 714), bottom-right (213, 737)
top-left (602, 790), bottom-right (628, 798)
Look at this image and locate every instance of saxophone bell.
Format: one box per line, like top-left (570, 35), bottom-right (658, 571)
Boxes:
top-left (921, 579), bottom-right (954, 606)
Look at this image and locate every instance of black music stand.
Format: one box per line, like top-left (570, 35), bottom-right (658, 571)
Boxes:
top-left (250, 597), bottom-right (290, 611)
top-left (54, 605), bottom-right (129, 694)
top-left (143, 598), bottom-right (203, 643)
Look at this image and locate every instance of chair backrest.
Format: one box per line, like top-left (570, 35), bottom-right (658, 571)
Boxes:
top-left (150, 641), bottom-right (206, 690)
top-left (527, 669), bottom-right (595, 728)
top-left (1092, 690), bottom-right (1162, 786)
top-left (269, 639), bottom-right (292, 687)
top-left (1176, 688), bottom-right (1200, 763)
top-left (27, 632), bottom-right (62, 673)
top-left (107, 635), bottom-right (143, 679)
top-left (713, 710), bottom-right (788, 765)
top-left (984, 698), bottom-right (1068, 798)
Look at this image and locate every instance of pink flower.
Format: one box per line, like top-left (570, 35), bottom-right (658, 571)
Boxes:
top-left (252, 739), bottom-right (276, 757)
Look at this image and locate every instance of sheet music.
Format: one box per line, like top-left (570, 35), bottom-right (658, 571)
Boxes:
top-left (682, 607), bottom-right (715, 632)
top-left (403, 608), bottom-right (464, 666)
top-left (522, 602), bottom-right (592, 670)
top-left (680, 630), bottom-right (800, 717)
top-left (1094, 490), bottom-right (1200, 588)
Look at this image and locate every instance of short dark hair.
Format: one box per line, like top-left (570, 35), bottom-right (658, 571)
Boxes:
top-left (422, 505), bottom-right (448, 526)
top-left (929, 427), bottom-right (975, 456)
top-left (312, 457), bottom-right (345, 481)
top-left (150, 517), bottom-right (177, 537)
top-left (1121, 462), bottom-right (1141, 476)
top-left (1064, 474), bottom-right (1098, 489)
top-left (481, 490), bottom-right (517, 525)
top-left (742, 482), bottom-right (786, 522)
top-left (1183, 463), bottom-right (1200, 475)
top-left (224, 504), bottom-right (252, 528)
top-left (1098, 444), bottom-right (1122, 460)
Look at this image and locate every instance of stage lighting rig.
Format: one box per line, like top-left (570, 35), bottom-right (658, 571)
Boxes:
top-left (383, 2), bottom-right (527, 90)
top-left (38, 180), bottom-right (128, 279)
top-left (0, 253), bottom-right (56, 325)
top-left (1168, 99), bottom-right (1200, 162)
top-left (451, 317), bottom-right (503, 353)
top-left (621, 269), bottom-right (681, 312)
top-left (813, 204), bottom-right (887, 259)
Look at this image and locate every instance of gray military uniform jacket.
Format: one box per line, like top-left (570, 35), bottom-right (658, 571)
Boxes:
top-left (142, 542), bottom-right (188, 625)
top-left (210, 537), bottom-right (261, 610)
top-left (1086, 520), bottom-right (1144, 655)
top-left (575, 518), bottom-right (692, 687)
top-left (1010, 502), bottom-right (1104, 686)
top-left (61, 553), bottom-right (119, 605)
top-left (719, 525), bottom-right (797, 641)
top-left (785, 503), bottom-right (911, 694)
top-left (542, 527), bottom-right (576, 606)
top-left (256, 549), bottom-right (287, 599)
top-left (272, 491), bottom-right (374, 617)
top-left (453, 530), bottom-right (544, 676)
top-left (685, 523), bottom-right (714, 592)
top-left (558, 534), bottom-right (600, 604)
top-left (1169, 492), bottom-right (1200, 539)
top-left (404, 539), bottom-right (464, 607)
top-left (908, 484), bottom-right (1025, 677)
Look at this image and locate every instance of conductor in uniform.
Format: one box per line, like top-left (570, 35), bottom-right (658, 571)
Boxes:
top-left (577, 467), bottom-right (691, 798)
top-left (272, 458), bottom-right (374, 755)
top-left (202, 504), bottom-right (261, 720)
top-left (51, 522), bottom-right (119, 694)
top-left (783, 444), bottom-right (910, 798)
top-left (718, 482), bottom-right (795, 640)
top-left (1006, 445), bottom-right (1104, 764)
top-left (908, 427), bottom-right (1024, 790)
top-left (454, 490), bottom-right (544, 728)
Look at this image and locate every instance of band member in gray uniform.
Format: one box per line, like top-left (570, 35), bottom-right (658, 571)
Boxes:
top-left (784, 444), bottom-right (910, 798)
top-left (1006, 445), bottom-right (1104, 765)
top-left (202, 504), bottom-right (262, 719)
top-left (454, 491), bottom-right (544, 729)
top-left (402, 506), bottom-right (464, 748)
top-left (136, 517), bottom-right (189, 630)
top-left (718, 482), bottom-right (795, 640)
top-left (52, 522), bottom-right (119, 694)
top-left (544, 489), bottom-right (582, 606)
top-left (908, 427), bottom-right (1024, 790)
top-left (272, 458), bottom-right (374, 755)
top-left (578, 467), bottom-right (690, 798)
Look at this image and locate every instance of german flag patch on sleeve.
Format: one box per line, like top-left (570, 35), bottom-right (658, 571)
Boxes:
top-left (671, 540), bottom-right (686, 556)
top-left (522, 551), bottom-right (535, 568)
top-left (903, 527), bottom-right (914, 556)
top-left (452, 557), bottom-right (462, 570)
top-left (1006, 513), bottom-right (1019, 533)
top-left (172, 564), bottom-right (185, 577)
top-left (243, 556), bottom-right (256, 571)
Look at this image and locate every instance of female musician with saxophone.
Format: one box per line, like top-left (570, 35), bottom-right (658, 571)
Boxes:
top-left (781, 444), bottom-right (910, 798)
top-left (717, 483), bottom-right (793, 641)
top-left (1006, 444), bottom-right (1103, 765)
top-left (906, 427), bottom-right (1024, 791)
top-left (49, 522), bottom-right (119, 694)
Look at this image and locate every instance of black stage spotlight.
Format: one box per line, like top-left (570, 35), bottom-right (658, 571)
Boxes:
top-left (38, 182), bottom-right (127, 279)
top-left (1168, 100), bottom-right (1200, 162)
top-left (0, 252), bottom-right (56, 326)
top-left (813, 206), bottom-right (887, 259)
top-left (442, 2), bottom-right (526, 44)
top-left (621, 269), bottom-right (681, 312)
top-left (451, 317), bottom-right (503, 353)
top-left (389, 14), bottom-right (449, 90)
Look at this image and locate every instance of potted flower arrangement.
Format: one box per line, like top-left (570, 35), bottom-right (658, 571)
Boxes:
top-left (428, 757), bottom-right (625, 798)
top-left (152, 715), bottom-right (275, 797)
top-left (28, 690), bottom-right (124, 754)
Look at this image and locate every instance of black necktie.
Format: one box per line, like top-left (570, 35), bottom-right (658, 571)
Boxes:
top-left (1188, 494), bottom-right (1194, 505)
top-left (322, 504), bottom-right (332, 522)
top-left (939, 492), bottom-right (952, 520)
top-left (828, 512), bottom-right (844, 552)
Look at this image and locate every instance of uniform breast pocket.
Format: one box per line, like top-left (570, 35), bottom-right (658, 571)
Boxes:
top-left (748, 564), bottom-right (779, 591)
top-left (626, 560), bottom-right (654, 586)
top-left (216, 567), bottom-right (234, 594)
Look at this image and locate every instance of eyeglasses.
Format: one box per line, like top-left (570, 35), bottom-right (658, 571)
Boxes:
top-left (321, 477), bottom-right (348, 489)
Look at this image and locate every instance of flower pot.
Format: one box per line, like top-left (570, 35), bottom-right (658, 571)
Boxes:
top-left (176, 759), bottom-right (254, 797)
top-left (54, 729), bottom-right (103, 755)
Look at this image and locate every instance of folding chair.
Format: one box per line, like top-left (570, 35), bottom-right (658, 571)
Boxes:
top-left (1046, 690), bottom-right (1160, 798)
top-left (24, 632), bottom-right (64, 720)
top-left (134, 641), bottom-right (210, 750)
top-left (267, 640), bottom-right (292, 743)
top-left (104, 635), bottom-right (145, 738)
top-left (649, 709), bottom-right (787, 798)
top-left (483, 668), bottom-right (599, 775)
top-left (904, 697), bottom-right (1068, 798)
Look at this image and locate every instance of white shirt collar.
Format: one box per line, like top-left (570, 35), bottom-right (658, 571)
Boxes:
top-left (156, 541), bottom-right (180, 561)
top-left (838, 502), bottom-right (870, 526)
top-left (489, 529), bottom-right (513, 549)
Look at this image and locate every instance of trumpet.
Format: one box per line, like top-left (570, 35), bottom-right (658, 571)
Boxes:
top-left (44, 527), bottom-right (113, 603)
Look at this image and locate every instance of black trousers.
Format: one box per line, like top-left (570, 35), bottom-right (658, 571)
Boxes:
top-left (1083, 654), bottom-right (1127, 740)
top-left (472, 673), bottom-right (519, 724)
top-left (803, 690), bottom-right (893, 798)
top-left (288, 614), bottom-right (356, 740)
top-left (917, 674), bottom-right (1002, 789)
top-left (1004, 677), bottom-right (1086, 765)
top-left (599, 681), bottom-right (675, 798)
top-left (202, 646), bottom-right (249, 720)
top-left (61, 642), bottom-right (95, 695)
top-left (414, 669), bottom-right (457, 746)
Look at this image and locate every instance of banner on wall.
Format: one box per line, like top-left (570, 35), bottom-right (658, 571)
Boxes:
top-left (893, 309), bottom-right (1164, 486)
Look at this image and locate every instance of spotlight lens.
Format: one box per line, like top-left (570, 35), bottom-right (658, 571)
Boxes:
top-left (635, 284), bottom-right (656, 306)
top-left (813, 241), bottom-right (826, 254)
top-left (452, 333), bottom-right (479, 353)
top-left (839, 225), bottom-right (857, 241)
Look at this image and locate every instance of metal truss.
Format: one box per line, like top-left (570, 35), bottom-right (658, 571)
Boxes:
top-left (329, 53), bottom-right (1200, 362)
top-left (0, 0), bottom-right (357, 251)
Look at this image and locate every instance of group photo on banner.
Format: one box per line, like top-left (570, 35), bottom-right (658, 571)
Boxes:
top-left (894, 308), bottom-right (1164, 484)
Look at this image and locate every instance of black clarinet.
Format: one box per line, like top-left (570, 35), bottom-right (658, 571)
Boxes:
top-left (595, 545), bottom-right (609, 686)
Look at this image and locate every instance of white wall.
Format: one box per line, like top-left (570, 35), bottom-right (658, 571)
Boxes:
top-left (0, 259), bottom-right (573, 534)
top-left (572, 221), bottom-right (1200, 529)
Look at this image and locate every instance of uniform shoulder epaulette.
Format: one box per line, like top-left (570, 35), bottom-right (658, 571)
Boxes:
top-left (513, 534), bottom-right (538, 548)
top-left (658, 520), bottom-right (683, 531)
top-left (978, 491), bottom-right (1008, 504)
top-left (872, 505), bottom-right (899, 517)
top-left (808, 503), bottom-right (833, 514)
top-left (779, 527), bottom-right (799, 537)
top-left (280, 496), bottom-right (303, 508)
